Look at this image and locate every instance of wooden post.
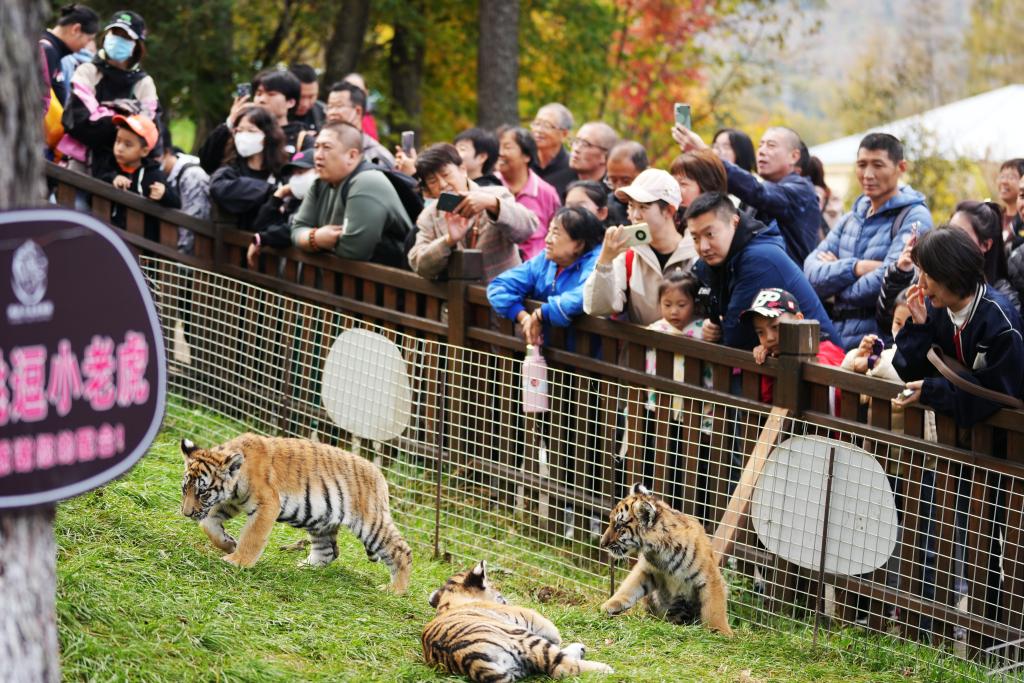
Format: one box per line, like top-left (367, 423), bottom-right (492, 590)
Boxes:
top-left (773, 319), bottom-right (819, 414)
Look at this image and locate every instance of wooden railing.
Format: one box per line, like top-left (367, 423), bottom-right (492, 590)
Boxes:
top-left (47, 162), bottom-right (1024, 664)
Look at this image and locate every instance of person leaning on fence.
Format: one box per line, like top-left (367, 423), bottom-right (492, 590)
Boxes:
top-left (687, 192), bottom-right (837, 350)
top-left (582, 169), bottom-right (696, 325)
top-left (246, 149), bottom-right (316, 268)
top-left (487, 206), bottom-right (604, 352)
top-left (291, 122), bottom-right (411, 268)
top-left (159, 126), bottom-right (210, 255)
top-left (209, 106), bottom-right (285, 231)
top-left (804, 133), bottom-right (933, 350)
top-left (407, 143), bottom-right (538, 282)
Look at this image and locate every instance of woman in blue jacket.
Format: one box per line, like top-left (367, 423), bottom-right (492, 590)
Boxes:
top-left (487, 206), bottom-right (604, 351)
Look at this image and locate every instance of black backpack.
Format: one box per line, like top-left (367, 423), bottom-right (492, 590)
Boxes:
top-left (339, 161), bottom-right (423, 268)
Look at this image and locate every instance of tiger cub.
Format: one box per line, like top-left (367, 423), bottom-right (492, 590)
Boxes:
top-left (179, 433), bottom-right (411, 594)
top-left (599, 484), bottom-right (732, 635)
top-left (422, 561), bottom-right (614, 682)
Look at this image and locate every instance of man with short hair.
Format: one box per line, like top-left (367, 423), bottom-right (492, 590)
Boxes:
top-left (530, 103), bottom-right (576, 198)
top-left (325, 81), bottom-right (395, 170)
top-left (290, 123), bottom-right (411, 267)
top-left (804, 133), bottom-right (932, 349)
top-left (674, 124), bottom-right (819, 265)
top-left (569, 121), bottom-right (618, 183)
top-left (408, 143), bottom-right (538, 282)
top-left (453, 127), bottom-right (501, 187)
top-left (687, 192), bottom-right (836, 350)
top-left (605, 140), bottom-right (648, 226)
top-left (288, 63), bottom-right (325, 132)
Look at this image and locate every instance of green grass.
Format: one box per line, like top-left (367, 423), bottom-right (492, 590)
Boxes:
top-left (55, 399), bottom-right (983, 682)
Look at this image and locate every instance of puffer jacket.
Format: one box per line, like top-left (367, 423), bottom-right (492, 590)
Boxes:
top-left (805, 186), bottom-right (932, 349)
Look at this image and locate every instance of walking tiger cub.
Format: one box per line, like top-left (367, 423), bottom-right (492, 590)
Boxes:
top-left (422, 561), bottom-right (614, 682)
top-left (599, 484), bottom-right (732, 635)
top-left (179, 433), bottom-right (411, 593)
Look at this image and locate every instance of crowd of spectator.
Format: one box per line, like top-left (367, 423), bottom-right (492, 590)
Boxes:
top-left (40, 5), bottom-right (1024, 430)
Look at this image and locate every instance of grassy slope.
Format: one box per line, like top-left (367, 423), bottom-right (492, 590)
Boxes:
top-left (55, 402), bottom-right (970, 682)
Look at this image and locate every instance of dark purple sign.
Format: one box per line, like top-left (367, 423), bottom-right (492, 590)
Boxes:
top-left (0, 209), bottom-right (166, 507)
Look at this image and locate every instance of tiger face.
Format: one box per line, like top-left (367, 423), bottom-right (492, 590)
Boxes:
top-left (600, 483), bottom-right (659, 559)
top-left (428, 561), bottom-right (507, 611)
top-left (179, 438), bottom-right (244, 521)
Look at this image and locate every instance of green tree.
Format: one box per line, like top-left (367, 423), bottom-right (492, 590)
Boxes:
top-left (966, 0), bottom-right (1024, 95)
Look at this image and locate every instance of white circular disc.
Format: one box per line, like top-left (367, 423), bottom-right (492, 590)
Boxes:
top-left (321, 329), bottom-right (412, 442)
top-left (750, 435), bottom-right (899, 576)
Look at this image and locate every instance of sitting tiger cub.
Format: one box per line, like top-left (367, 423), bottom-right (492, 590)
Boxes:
top-left (423, 561), bottom-right (613, 682)
top-left (179, 433), bottom-right (411, 593)
top-left (600, 484), bottom-right (732, 635)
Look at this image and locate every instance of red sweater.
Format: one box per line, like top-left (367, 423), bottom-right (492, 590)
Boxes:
top-left (759, 339), bottom-right (845, 408)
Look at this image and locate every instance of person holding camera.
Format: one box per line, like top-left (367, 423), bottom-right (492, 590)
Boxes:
top-left (582, 168), bottom-right (696, 325)
top-left (407, 143), bottom-right (538, 282)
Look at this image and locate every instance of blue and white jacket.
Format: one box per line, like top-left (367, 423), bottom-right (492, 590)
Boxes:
top-left (805, 186), bottom-right (932, 349)
top-left (893, 285), bottom-right (1024, 426)
top-left (487, 245), bottom-right (601, 351)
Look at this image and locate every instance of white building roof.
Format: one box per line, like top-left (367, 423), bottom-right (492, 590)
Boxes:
top-left (810, 85), bottom-right (1024, 165)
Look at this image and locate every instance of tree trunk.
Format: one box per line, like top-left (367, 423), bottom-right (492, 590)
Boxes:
top-left (0, 2), bottom-right (61, 679)
top-left (388, 1), bottom-right (425, 133)
top-left (477, 0), bottom-right (520, 130)
top-left (323, 0), bottom-right (373, 87)
top-left (190, 0), bottom-right (235, 154)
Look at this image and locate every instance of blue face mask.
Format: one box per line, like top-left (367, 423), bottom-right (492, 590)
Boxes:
top-left (103, 34), bottom-right (136, 62)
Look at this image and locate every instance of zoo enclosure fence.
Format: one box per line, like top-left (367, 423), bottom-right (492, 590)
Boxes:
top-left (47, 161), bottom-right (1024, 680)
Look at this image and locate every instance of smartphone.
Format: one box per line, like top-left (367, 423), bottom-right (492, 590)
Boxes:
top-left (898, 388), bottom-right (916, 400)
top-left (621, 222), bottom-right (652, 247)
top-left (235, 82), bottom-right (252, 98)
top-left (437, 192), bottom-right (463, 213)
top-left (674, 103), bottom-right (691, 130)
top-left (401, 130), bottom-right (415, 155)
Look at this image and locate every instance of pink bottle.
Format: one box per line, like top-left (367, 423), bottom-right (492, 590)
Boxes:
top-left (522, 344), bottom-right (549, 414)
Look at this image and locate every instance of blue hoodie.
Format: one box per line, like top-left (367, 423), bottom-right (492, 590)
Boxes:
top-left (695, 214), bottom-right (837, 350)
top-left (805, 186), bottom-right (933, 349)
top-left (487, 245), bottom-right (602, 352)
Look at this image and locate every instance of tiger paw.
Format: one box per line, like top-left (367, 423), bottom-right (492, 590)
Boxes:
top-left (589, 662), bottom-right (614, 674)
top-left (600, 600), bottom-right (624, 616)
top-left (280, 539), bottom-right (310, 552)
top-left (562, 643), bottom-right (586, 660)
top-left (221, 553), bottom-right (242, 567)
top-left (219, 535), bottom-right (238, 553)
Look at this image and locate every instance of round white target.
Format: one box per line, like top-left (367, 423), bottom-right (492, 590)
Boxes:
top-left (750, 435), bottom-right (899, 576)
top-left (321, 328), bottom-right (412, 442)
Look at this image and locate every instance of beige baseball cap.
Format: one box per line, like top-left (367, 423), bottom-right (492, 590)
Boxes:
top-left (614, 168), bottom-right (681, 207)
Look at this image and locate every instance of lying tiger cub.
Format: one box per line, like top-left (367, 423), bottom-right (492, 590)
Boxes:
top-left (179, 433), bottom-right (411, 593)
top-left (600, 484), bottom-right (732, 635)
top-left (423, 561), bottom-right (614, 682)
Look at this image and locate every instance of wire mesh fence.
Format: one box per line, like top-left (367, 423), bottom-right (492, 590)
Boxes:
top-left (141, 257), bottom-right (1023, 680)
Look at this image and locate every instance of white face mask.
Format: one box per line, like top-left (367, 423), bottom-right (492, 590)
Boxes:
top-left (233, 131), bottom-right (265, 158)
top-left (288, 171), bottom-right (316, 200)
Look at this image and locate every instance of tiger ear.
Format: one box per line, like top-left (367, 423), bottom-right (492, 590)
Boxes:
top-left (180, 438), bottom-right (197, 458)
top-left (428, 589), bottom-right (440, 608)
top-left (225, 451), bottom-right (244, 476)
top-left (631, 482), bottom-right (651, 496)
top-left (465, 560), bottom-right (487, 587)
top-left (633, 499), bottom-right (658, 528)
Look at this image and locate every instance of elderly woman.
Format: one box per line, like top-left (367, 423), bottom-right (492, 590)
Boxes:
top-left (487, 207), bottom-right (605, 350)
top-left (496, 126), bottom-right (561, 261)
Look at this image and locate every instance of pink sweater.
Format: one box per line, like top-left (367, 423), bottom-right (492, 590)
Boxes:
top-left (503, 169), bottom-right (561, 260)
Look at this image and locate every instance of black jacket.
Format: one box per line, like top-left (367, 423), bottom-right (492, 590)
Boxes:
top-left (39, 31), bottom-right (73, 103)
top-left (97, 158), bottom-right (181, 237)
top-left (210, 161), bottom-right (275, 230)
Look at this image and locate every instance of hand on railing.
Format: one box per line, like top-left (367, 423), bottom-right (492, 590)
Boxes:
top-left (702, 319), bottom-right (722, 343)
top-left (893, 380), bottom-right (923, 407)
top-left (516, 308), bottom-right (544, 346)
top-left (112, 175), bottom-right (131, 190)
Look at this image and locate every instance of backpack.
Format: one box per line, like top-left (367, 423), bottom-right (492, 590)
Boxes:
top-left (339, 162), bottom-right (423, 269)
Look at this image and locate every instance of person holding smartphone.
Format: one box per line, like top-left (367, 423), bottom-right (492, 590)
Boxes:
top-left (407, 143), bottom-right (539, 282)
top-left (582, 168), bottom-right (696, 325)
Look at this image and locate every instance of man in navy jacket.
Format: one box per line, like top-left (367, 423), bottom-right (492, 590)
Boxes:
top-left (687, 192), bottom-right (837, 350)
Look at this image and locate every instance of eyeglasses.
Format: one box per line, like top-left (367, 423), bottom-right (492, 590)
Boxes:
top-left (569, 137), bottom-right (608, 153)
top-left (530, 119), bottom-right (560, 132)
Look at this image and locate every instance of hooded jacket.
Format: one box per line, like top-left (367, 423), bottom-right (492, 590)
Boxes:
top-left (893, 285), bottom-right (1024, 426)
top-left (804, 186), bottom-right (933, 349)
top-left (694, 213), bottom-right (837, 350)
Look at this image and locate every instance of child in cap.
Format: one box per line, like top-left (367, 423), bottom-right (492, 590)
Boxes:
top-left (98, 113), bottom-right (180, 231)
top-left (743, 287), bottom-right (845, 404)
top-left (247, 148), bottom-right (317, 268)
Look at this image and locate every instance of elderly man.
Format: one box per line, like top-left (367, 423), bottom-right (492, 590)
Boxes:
top-left (569, 121), bottom-right (618, 184)
top-left (408, 143), bottom-right (538, 282)
top-left (605, 140), bottom-right (648, 226)
top-left (530, 102), bottom-right (576, 198)
top-left (290, 123), bottom-right (411, 267)
top-left (324, 81), bottom-right (394, 170)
